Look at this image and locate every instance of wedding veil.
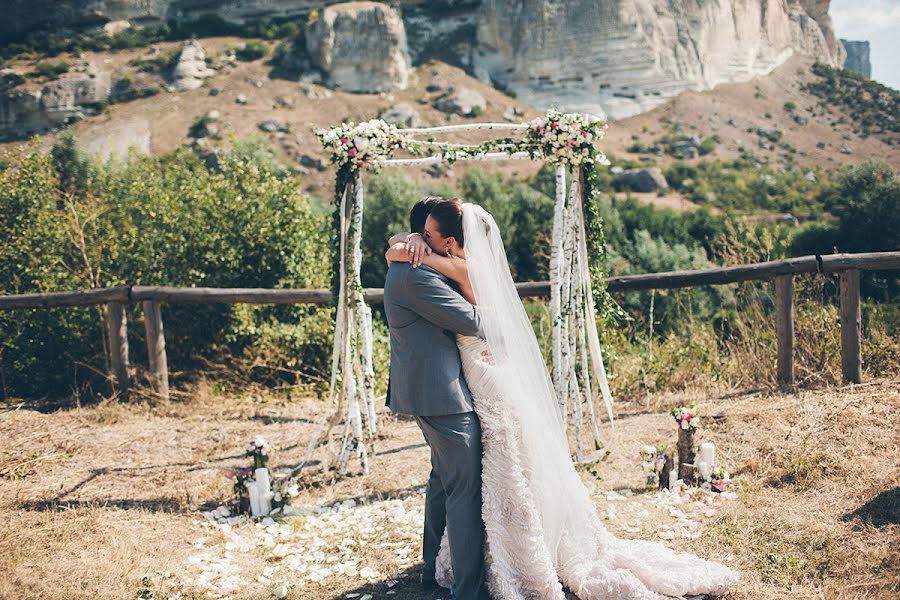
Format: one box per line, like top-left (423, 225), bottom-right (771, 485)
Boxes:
top-left (461, 202), bottom-right (609, 560)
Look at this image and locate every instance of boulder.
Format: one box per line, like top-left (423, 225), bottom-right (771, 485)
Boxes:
top-left (103, 20), bottom-right (131, 36)
top-left (380, 103), bottom-right (421, 127)
top-left (40, 65), bottom-right (111, 113)
top-left (620, 168), bottom-right (668, 192)
top-left (172, 40), bottom-right (215, 91)
top-left (306, 2), bottom-right (410, 93)
top-left (1, 64), bottom-right (110, 139)
top-left (259, 119), bottom-right (290, 133)
top-left (298, 154), bottom-right (327, 171)
top-left (434, 87), bottom-right (486, 117)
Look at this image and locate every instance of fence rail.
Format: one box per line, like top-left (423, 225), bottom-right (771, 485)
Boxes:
top-left (2, 252), bottom-right (898, 398)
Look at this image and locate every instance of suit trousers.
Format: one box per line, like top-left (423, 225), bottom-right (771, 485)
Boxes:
top-left (414, 411), bottom-right (490, 600)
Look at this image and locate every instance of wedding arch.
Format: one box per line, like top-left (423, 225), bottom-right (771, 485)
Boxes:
top-left (309, 111), bottom-right (616, 475)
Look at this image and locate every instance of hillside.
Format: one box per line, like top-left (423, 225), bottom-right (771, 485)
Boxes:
top-left (1, 36), bottom-right (897, 202)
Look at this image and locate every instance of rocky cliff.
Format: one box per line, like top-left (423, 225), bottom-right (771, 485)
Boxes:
top-left (841, 40), bottom-right (871, 78)
top-left (3, 0), bottom-right (844, 121)
top-left (474, 0), bottom-right (845, 119)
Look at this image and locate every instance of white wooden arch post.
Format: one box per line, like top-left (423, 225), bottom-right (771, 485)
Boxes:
top-left (314, 112), bottom-right (615, 475)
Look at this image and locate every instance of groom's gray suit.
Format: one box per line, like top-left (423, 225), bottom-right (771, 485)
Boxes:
top-left (383, 262), bottom-right (490, 600)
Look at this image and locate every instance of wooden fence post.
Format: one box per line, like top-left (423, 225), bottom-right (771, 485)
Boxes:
top-left (142, 299), bottom-right (169, 399)
top-left (105, 301), bottom-right (130, 398)
top-left (840, 269), bottom-right (862, 384)
top-left (775, 275), bottom-right (794, 386)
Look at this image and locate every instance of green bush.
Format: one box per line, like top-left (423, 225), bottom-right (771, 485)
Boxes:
top-left (29, 60), bottom-right (70, 80)
top-left (236, 40), bottom-right (268, 61)
top-left (0, 72), bottom-right (25, 90)
top-left (0, 139), bottom-right (331, 402)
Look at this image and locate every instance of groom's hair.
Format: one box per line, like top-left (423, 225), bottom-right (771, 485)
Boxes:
top-left (410, 196), bottom-right (441, 233)
top-left (428, 197), bottom-right (465, 247)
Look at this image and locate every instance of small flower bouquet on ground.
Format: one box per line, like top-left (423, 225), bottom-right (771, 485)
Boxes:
top-left (672, 403), bottom-right (701, 430)
top-left (246, 435), bottom-right (272, 469)
top-left (639, 444), bottom-right (669, 487)
top-left (709, 465), bottom-right (732, 493)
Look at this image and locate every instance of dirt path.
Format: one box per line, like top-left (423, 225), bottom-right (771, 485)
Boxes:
top-left (1, 379), bottom-right (897, 599)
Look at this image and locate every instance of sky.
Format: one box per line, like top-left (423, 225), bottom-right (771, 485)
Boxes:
top-left (830, 0), bottom-right (900, 90)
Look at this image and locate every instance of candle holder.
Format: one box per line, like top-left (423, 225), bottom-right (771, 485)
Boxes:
top-left (658, 453), bottom-right (675, 491)
top-left (640, 443), bottom-right (669, 488)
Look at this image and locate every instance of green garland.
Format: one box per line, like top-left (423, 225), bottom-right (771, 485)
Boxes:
top-left (580, 162), bottom-right (623, 339)
top-left (330, 162), bottom-right (353, 308)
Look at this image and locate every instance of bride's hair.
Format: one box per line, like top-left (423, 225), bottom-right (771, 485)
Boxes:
top-left (428, 197), bottom-right (465, 247)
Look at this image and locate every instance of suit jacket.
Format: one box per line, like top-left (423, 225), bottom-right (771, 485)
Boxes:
top-left (383, 262), bottom-right (483, 416)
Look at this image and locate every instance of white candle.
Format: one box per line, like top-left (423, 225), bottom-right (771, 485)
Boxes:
top-left (247, 481), bottom-right (261, 517)
top-left (668, 469), bottom-right (677, 490)
top-left (700, 442), bottom-right (715, 466)
top-left (255, 468), bottom-right (271, 497)
top-left (698, 460), bottom-right (711, 481)
top-left (255, 468), bottom-right (272, 515)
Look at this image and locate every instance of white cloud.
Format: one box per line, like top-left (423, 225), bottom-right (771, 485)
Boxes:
top-left (831, 0), bottom-right (900, 36)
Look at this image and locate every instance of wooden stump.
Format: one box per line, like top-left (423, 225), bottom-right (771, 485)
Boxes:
top-left (775, 274), bottom-right (794, 386)
top-left (677, 428), bottom-right (696, 485)
top-left (142, 299), bottom-right (169, 400)
top-left (105, 301), bottom-right (130, 399)
top-left (840, 269), bottom-right (862, 384)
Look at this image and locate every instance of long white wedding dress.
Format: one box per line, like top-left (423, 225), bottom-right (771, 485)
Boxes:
top-left (434, 204), bottom-right (740, 599)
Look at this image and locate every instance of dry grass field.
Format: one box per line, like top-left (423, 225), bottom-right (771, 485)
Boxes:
top-left (1, 378), bottom-right (897, 599)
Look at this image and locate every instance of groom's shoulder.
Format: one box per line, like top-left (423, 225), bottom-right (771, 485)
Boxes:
top-left (406, 264), bottom-right (450, 285)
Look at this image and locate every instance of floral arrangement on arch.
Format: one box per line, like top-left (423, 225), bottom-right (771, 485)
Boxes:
top-left (672, 403), bottom-right (701, 430)
top-left (526, 109), bottom-right (610, 167)
top-left (316, 119), bottom-right (407, 170)
top-left (315, 110), bottom-right (610, 171)
top-left (639, 443), bottom-right (669, 486)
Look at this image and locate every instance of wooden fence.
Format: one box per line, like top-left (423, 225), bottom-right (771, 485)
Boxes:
top-left (2, 251), bottom-right (898, 400)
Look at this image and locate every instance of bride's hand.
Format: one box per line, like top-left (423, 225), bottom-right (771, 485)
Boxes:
top-left (406, 233), bottom-right (431, 268)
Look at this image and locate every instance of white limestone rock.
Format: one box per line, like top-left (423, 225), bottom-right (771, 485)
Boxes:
top-left (620, 168), bottom-right (669, 193)
top-left (103, 20), bottom-right (131, 36)
top-left (172, 40), bottom-right (216, 92)
top-left (305, 2), bottom-right (411, 93)
top-left (434, 87), bottom-right (486, 117)
top-left (0, 64), bottom-right (110, 139)
top-left (474, 0), bottom-right (846, 120)
top-left (380, 103), bottom-right (421, 127)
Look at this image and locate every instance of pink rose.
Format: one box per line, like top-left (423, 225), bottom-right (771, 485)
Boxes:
top-left (347, 148), bottom-right (357, 157)
top-left (340, 137), bottom-right (348, 144)
top-left (552, 122), bottom-right (560, 129)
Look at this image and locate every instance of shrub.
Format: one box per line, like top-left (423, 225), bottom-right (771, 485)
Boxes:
top-left (0, 139), bottom-right (331, 402)
top-left (236, 40), bottom-right (268, 61)
top-left (0, 72), bottom-right (25, 90)
top-left (29, 60), bottom-right (70, 80)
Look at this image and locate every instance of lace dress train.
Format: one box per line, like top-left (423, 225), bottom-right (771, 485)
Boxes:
top-left (434, 335), bottom-right (740, 600)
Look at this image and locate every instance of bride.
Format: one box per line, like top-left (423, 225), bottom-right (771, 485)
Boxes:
top-left (385, 198), bottom-right (741, 599)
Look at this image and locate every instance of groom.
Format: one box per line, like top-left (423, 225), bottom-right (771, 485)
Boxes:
top-left (383, 197), bottom-right (490, 600)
